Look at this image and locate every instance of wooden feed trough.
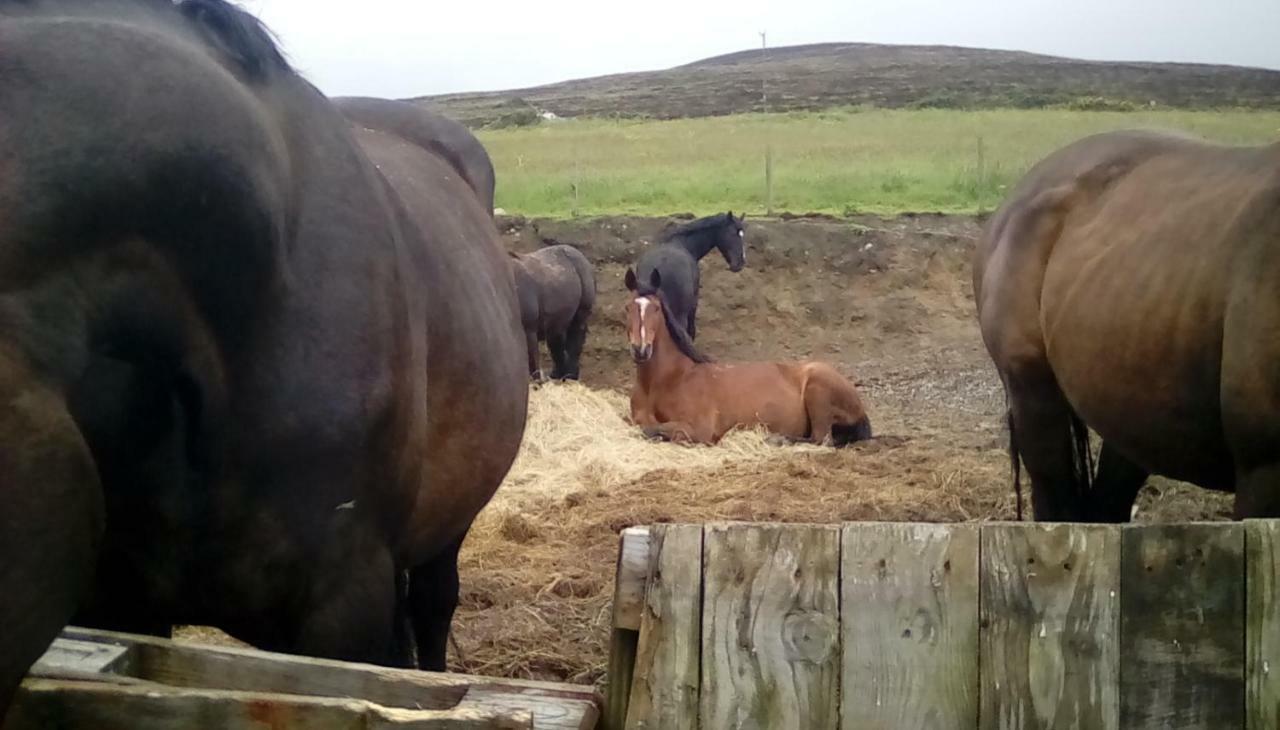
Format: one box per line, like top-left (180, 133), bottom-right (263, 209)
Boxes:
top-left (604, 521), bottom-right (1280, 729)
top-left (8, 626), bottom-right (600, 729)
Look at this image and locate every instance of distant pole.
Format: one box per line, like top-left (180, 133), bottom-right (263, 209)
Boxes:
top-left (761, 31), bottom-right (773, 216)
top-left (759, 31), bottom-right (768, 111)
top-left (572, 143), bottom-right (581, 217)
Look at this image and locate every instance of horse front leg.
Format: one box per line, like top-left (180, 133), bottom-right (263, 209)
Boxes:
top-left (641, 419), bottom-right (716, 445)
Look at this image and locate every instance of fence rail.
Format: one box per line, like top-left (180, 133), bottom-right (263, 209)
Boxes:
top-left (604, 520), bottom-right (1280, 730)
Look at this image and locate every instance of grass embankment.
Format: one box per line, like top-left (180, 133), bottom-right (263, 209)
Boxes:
top-left (477, 108), bottom-right (1280, 217)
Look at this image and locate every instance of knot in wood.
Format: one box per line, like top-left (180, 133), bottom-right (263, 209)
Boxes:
top-left (782, 611), bottom-right (837, 663)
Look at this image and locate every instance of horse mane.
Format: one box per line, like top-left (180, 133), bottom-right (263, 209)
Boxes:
top-left (178, 0), bottom-right (291, 80)
top-left (639, 287), bottom-right (713, 364)
top-left (2, 0), bottom-right (291, 80)
top-left (660, 212), bottom-right (734, 242)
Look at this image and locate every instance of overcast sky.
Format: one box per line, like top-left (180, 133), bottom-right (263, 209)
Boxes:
top-left (245, 0), bottom-right (1280, 99)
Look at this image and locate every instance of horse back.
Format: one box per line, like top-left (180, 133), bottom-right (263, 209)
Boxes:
top-left (636, 244), bottom-right (697, 317)
top-left (335, 96), bottom-right (496, 214)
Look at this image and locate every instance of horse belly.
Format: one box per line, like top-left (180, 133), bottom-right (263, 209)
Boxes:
top-left (713, 365), bottom-right (808, 438)
top-left (1042, 219), bottom-right (1234, 487)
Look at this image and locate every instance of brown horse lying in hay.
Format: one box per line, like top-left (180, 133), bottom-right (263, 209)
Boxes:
top-left (623, 269), bottom-right (872, 446)
top-left (975, 128), bottom-right (1280, 521)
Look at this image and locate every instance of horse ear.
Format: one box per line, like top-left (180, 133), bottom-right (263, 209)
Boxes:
top-left (624, 268), bottom-right (638, 292)
top-left (650, 269), bottom-right (662, 290)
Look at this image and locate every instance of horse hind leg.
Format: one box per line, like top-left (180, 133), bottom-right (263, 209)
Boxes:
top-left (802, 370), bottom-right (872, 447)
top-left (547, 331), bottom-right (569, 380)
top-left (1089, 443), bottom-right (1148, 522)
top-left (562, 313), bottom-right (590, 381)
top-left (407, 535), bottom-right (465, 671)
top-left (1005, 368), bottom-right (1093, 521)
top-left (524, 329), bottom-right (543, 381)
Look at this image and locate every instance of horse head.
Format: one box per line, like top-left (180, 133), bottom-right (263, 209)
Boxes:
top-left (624, 268), bottom-right (664, 363)
top-left (716, 211), bottom-right (747, 272)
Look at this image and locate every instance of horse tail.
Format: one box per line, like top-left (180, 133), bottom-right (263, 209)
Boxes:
top-left (1069, 410), bottom-right (1095, 498)
top-left (564, 246), bottom-right (597, 315)
top-left (1007, 407), bottom-right (1023, 521)
top-left (1004, 398), bottom-right (1093, 522)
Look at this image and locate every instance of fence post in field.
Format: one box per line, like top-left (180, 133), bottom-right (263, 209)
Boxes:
top-left (765, 146), bottom-right (774, 217)
top-left (572, 145), bottom-right (581, 218)
top-left (760, 30), bottom-right (773, 217)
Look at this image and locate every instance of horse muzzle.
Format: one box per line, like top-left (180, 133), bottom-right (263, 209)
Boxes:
top-left (631, 344), bottom-right (653, 363)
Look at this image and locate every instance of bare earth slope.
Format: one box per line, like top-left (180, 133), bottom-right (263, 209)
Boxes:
top-left (413, 43), bottom-right (1280, 126)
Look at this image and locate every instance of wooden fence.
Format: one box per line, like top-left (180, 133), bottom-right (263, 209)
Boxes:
top-left (604, 521), bottom-right (1280, 730)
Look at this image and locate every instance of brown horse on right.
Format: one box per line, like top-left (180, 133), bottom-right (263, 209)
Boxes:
top-left (975, 129), bottom-right (1280, 522)
top-left (623, 269), bottom-right (872, 446)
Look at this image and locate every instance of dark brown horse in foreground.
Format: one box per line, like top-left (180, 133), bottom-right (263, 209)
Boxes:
top-left (0, 0), bottom-right (524, 715)
top-left (975, 129), bottom-right (1280, 522)
top-left (510, 245), bottom-right (597, 381)
top-left (624, 269), bottom-right (872, 445)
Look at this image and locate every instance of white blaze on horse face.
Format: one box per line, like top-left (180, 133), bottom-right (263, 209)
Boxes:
top-left (636, 296), bottom-right (651, 343)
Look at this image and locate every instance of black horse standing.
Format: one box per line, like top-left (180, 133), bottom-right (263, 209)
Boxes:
top-left (510, 245), bottom-right (597, 381)
top-left (633, 211), bottom-right (746, 339)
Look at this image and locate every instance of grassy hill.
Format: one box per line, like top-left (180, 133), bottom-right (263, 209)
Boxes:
top-left (412, 42), bottom-right (1280, 127)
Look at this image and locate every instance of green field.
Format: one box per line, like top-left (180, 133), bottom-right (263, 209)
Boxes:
top-left (476, 109), bottom-right (1280, 218)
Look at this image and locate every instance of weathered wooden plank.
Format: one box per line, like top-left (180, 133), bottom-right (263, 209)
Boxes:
top-left (980, 523), bottom-right (1120, 730)
top-left (842, 522), bottom-right (978, 730)
top-left (614, 527), bottom-right (653, 632)
top-left (604, 630), bottom-right (638, 730)
top-left (457, 686), bottom-right (598, 730)
top-left (605, 526), bottom-right (651, 730)
top-left (1121, 523), bottom-right (1244, 729)
top-left (30, 638), bottom-right (131, 677)
top-left (57, 627), bottom-right (601, 728)
top-left (700, 523), bottom-right (840, 730)
top-left (8, 678), bottom-right (533, 729)
top-left (1247, 519), bottom-right (1280, 730)
top-left (626, 524), bottom-right (703, 730)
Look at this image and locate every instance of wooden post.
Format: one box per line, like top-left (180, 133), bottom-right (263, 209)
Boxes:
top-left (604, 527), bottom-right (651, 730)
top-left (625, 525), bottom-right (703, 730)
top-left (1120, 523), bottom-right (1245, 729)
top-left (980, 523), bottom-right (1121, 730)
top-left (841, 523), bottom-right (978, 730)
top-left (700, 523), bottom-right (840, 730)
top-left (1246, 520), bottom-right (1280, 730)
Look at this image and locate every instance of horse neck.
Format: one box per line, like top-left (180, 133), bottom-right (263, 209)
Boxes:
top-left (637, 321), bottom-right (695, 390)
top-left (672, 229), bottom-right (719, 261)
